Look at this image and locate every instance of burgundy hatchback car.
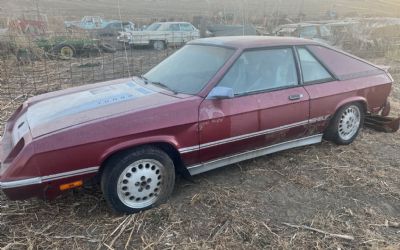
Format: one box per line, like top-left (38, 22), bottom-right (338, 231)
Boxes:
top-left (0, 37), bottom-right (394, 213)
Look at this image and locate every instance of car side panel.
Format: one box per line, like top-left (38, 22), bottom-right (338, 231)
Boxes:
top-left (304, 74), bottom-right (392, 133)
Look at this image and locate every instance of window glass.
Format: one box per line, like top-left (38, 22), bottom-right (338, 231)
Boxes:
top-left (299, 26), bottom-right (318, 38)
top-left (219, 48), bottom-right (298, 95)
top-left (146, 23), bottom-right (161, 31)
top-left (144, 45), bottom-right (234, 95)
top-left (297, 47), bottom-right (332, 84)
top-left (111, 23), bottom-right (121, 29)
top-left (180, 23), bottom-right (194, 31)
top-left (169, 24), bottom-right (180, 31)
top-left (307, 45), bottom-right (383, 80)
top-left (320, 25), bottom-right (331, 37)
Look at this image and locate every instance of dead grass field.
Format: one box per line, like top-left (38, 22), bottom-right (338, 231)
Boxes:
top-left (1, 0), bottom-right (400, 28)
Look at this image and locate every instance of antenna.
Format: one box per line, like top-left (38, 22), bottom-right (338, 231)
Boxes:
top-left (117, 0), bottom-right (131, 77)
top-left (242, 0), bottom-right (245, 36)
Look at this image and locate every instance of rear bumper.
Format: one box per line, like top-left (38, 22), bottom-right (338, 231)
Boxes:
top-left (0, 166), bottom-right (99, 200)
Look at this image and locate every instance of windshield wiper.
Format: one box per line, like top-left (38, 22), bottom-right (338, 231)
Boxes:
top-left (140, 75), bottom-right (150, 84)
top-left (150, 81), bottom-right (178, 95)
top-left (139, 75), bottom-right (178, 94)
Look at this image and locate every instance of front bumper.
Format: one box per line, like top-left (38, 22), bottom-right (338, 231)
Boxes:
top-left (0, 166), bottom-right (99, 200)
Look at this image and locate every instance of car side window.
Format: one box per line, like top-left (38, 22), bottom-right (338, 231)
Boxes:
top-left (180, 23), bottom-right (193, 31)
top-left (170, 24), bottom-right (180, 31)
top-left (297, 47), bottom-right (333, 84)
top-left (299, 26), bottom-right (318, 38)
top-left (218, 48), bottom-right (298, 96)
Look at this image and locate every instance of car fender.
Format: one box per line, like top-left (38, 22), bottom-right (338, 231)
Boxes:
top-left (334, 96), bottom-right (368, 115)
top-left (99, 135), bottom-right (180, 164)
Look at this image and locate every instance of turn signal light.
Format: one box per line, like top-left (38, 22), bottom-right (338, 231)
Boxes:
top-left (59, 180), bottom-right (83, 191)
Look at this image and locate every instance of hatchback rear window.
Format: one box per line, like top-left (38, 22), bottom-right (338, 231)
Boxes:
top-left (307, 45), bottom-right (384, 80)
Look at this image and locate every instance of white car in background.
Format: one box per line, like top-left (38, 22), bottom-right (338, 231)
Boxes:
top-left (118, 22), bottom-right (200, 50)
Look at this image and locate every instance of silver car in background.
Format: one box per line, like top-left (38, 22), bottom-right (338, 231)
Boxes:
top-left (118, 22), bottom-right (200, 50)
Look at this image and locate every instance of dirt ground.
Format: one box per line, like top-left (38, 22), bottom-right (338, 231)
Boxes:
top-left (0, 50), bottom-right (399, 249)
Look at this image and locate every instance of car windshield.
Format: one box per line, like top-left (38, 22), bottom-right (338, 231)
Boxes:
top-left (146, 23), bottom-right (162, 31)
top-left (144, 45), bottom-right (235, 95)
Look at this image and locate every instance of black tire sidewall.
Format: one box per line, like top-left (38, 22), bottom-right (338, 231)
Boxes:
top-left (101, 147), bottom-right (175, 214)
top-left (326, 103), bottom-right (365, 145)
top-left (100, 43), bottom-right (116, 53)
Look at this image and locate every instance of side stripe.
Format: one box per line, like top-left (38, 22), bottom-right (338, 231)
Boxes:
top-left (178, 115), bottom-right (329, 154)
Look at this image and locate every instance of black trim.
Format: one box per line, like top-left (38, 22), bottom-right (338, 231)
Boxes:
top-left (187, 42), bottom-right (238, 50)
top-left (338, 69), bottom-right (387, 81)
top-left (292, 45), bottom-right (304, 85)
top-left (233, 84), bottom-right (302, 97)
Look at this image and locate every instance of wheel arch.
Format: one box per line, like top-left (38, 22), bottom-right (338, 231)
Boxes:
top-left (98, 140), bottom-right (189, 180)
top-left (334, 97), bottom-right (368, 115)
top-left (324, 97), bottom-right (367, 136)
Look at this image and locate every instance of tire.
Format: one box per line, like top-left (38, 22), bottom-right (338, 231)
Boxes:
top-left (324, 103), bottom-right (365, 145)
top-left (53, 44), bottom-right (75, 60)
top-left (100, 43), bottom-right (117, 53)
top-left (152, 40), bottom-right (166, 50)
top-left (101, 146), bottom-right (175, 214)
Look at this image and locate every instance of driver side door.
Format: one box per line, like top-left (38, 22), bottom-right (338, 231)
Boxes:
top-left (197, 47), bottom-right (310, 166)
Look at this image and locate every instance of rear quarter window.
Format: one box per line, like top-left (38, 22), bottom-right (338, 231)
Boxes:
top-left (308, 45), bottom-right (384, 80)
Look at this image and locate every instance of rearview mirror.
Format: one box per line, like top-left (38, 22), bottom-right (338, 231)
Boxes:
top-left (207, 86), bottom-right (234, 99)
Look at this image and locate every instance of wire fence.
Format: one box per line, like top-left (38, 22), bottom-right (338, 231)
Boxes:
top-left (0, 30), bottom-right (400, 103)
top-left (0, 32), bottom-right (199, 101)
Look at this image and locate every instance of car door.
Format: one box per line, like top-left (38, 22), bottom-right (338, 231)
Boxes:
top-left (179, 23), bottom-right (197, 42)
top-left (168, 24), bottom-right (181, 44)
top-left (198, 47), bottom-right (310, 163)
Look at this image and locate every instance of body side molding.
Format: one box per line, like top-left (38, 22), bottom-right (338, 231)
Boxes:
top-left (187, 134), bottom-right (323, 175)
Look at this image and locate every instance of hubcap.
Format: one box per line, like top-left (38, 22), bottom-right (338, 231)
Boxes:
top-left (154, 41), bottom-right (164, 50)
top-left (60, 46), bottom-right (73, 59)
top-left (117, 159), bottom-right (163, 208)
top-left (338, 105), bottom-right (361, 141)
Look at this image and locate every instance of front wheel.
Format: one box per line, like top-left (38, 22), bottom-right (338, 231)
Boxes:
top-left (152, 40), bottom-right (166, 50)
top-left (101, 146), bottom-right (175, 214)
top-left (325, 103), bottom-right (364, 145)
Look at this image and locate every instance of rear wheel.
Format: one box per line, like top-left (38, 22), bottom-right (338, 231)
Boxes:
top-left (101, 146), bottom-right (175, 214)
top-left (325, 103), bottom-right (364, 145)
top-left (56, 44), bottom-right (75, 60)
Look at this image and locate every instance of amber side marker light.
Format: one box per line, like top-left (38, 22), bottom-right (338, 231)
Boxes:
top-left (59, 180), bottom-right (83, 191)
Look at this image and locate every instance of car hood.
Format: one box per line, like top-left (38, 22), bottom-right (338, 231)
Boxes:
top-left (25, 79), bottom-right (184, 138)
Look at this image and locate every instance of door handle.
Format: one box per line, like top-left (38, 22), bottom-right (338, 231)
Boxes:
top-left (288, 94), bottom-right (304, 101)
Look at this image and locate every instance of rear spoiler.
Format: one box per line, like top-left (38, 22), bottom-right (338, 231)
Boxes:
top-left (376, 65), bottom-right (394, 82)
top-left (376, 65), bottom-right (390, 72)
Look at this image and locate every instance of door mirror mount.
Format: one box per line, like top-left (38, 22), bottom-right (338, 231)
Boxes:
top-left (207, 86), bottom-right (234, 99)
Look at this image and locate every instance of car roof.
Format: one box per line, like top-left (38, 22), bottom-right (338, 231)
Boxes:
top-left (155, 22), bottom-right (191, 25)
top-left (188, 36), bottom-right (320, 49)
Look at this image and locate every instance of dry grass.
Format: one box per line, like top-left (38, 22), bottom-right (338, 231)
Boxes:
top-left (1, 48), bottom-right (400, 250)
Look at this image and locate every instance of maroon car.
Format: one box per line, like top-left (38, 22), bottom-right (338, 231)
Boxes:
top-left (0, 37), bottom-right (394, 213)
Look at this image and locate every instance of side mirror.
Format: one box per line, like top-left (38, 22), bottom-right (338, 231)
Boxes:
top-left (207, 86), bottom-right (234, 99)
